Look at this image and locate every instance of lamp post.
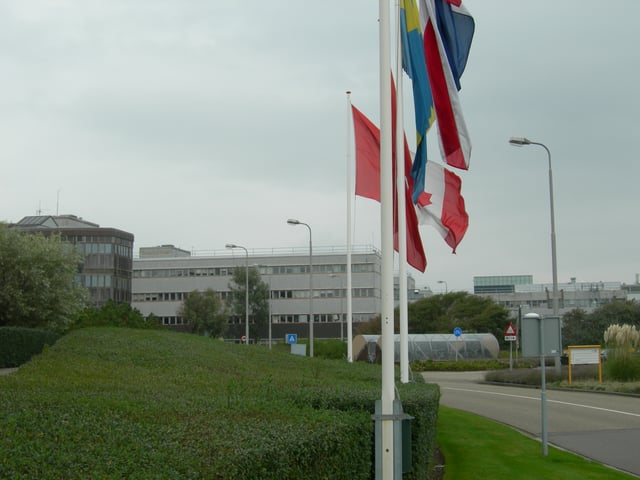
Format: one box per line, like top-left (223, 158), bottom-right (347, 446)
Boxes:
top-left (509, 137), bottom-right (558, 315)
top-left (330, 273), bottom-right (344, 342)
top-left (225, 243), bottom-right (249, 344)
top-left (437, 280), bottom-right (448, 294)
top-left (287, 218), bottom-right (314, 357)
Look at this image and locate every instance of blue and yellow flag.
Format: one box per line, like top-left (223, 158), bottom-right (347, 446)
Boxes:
top-left (400, 0), bottom-right (435, 204)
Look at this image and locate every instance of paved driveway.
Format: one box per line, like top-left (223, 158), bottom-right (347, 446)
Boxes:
top-left (423, 371), bottom-right (640, 477)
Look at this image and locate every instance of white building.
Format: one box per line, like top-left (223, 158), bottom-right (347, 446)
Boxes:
top-left (132, 245), bottom-right (383, 342)
top-left (474, 275), bottom-right (629, 317)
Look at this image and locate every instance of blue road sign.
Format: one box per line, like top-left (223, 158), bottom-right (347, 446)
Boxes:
top-left (453, 327), bottom-right (462, 337)
top-left (286, 334), bottom-right (298, 345)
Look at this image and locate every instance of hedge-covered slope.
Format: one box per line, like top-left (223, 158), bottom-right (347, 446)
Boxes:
top-left (0, 328), bottom-right (439, 479)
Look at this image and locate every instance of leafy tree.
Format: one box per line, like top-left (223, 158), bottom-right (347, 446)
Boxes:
top-left (228, 266), bottom-right (269, 328)
top-left (72, 300), bottom-right (161, 330)
top-left (179, 289), bottom-right (227, 337)
top-left (356, 292), bottom-right (510, 342)
top-left (408, 292), bottom-right (510, 339)
top-left (561, 308), bottom-right (599, 347)
top-left (561, 301), bottom-right (640, 347)
top-left (590, 300), bottom-right (640, 329)
top-left (0, 224), bottom-right (87, 332)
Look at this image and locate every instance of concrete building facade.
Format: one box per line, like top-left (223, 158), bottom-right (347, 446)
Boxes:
top-left (473, 274), bottom-right (628, 317)
top-left (132, 245), bottom-right (383, 342)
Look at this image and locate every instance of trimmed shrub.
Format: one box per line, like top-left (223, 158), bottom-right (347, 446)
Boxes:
top-left (0, 326), bottom-right (61, 368)
top-left (412, 359), bottom-right (511, 372)
top-left (0, 328), bottom-right (440, 478)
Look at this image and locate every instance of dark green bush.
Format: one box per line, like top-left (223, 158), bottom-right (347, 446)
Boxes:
top-left (0, 326), bottom-right (61, 368)
top-left (412, 358), bottom-right (510, 372)
top-left (313, 339), bottom-right (348, 359)
top-left (71, 300), bottom-right (161, 330)
top-left (0, 328), bottom-right (440, 479)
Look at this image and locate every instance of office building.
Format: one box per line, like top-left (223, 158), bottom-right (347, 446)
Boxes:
top-left (13, 215), bottom-right (134, 306)
top-left (132, 245), bottom-right (383, 342)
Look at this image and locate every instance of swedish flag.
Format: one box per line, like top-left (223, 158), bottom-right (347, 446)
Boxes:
top-left (400, 0), bottom-right (435, 204)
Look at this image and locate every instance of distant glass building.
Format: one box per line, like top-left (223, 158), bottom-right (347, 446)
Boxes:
top-left (473, 275), bottom-right (533, 294)
top-left (13, 215), bottom-right (134, 306)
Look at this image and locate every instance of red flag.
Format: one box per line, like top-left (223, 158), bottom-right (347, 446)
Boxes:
top-left (352, 106), bottom-right (381, 202)
top-left (352, 104), bottom-right (427, 272)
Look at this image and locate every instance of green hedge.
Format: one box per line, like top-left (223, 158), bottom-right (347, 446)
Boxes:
top-left (0, 328), bottom-right (440, 478)
top-left (0, 327), bottom-right (61, 368)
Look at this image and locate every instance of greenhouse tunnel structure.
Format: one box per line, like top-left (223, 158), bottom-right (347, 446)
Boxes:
top-left (352, 333), bottom-right (500, 363)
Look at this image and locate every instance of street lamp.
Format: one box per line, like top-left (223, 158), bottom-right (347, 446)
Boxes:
top-left (330, 273), bottom-right (344, 342)
top-left (509, 137), bottom-right (558, 315)
top-left (287, 218), bottom-right (314, 357)
top-left (225, 243), bottom-right (249, 344)
top-left (437, 280), bottom-right (448, 294)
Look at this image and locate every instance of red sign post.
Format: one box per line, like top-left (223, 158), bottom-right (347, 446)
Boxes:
top-left (504, 323), bottom-right (518, 370)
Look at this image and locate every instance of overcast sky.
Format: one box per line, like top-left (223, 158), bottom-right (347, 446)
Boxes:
top-left (2, 0), bottom-right (638, 293)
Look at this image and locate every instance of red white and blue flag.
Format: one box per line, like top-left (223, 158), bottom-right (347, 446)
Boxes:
top-left (415, 160), bottom-right (468, 253)
top-left (420, 0), bottom-right (474, 171)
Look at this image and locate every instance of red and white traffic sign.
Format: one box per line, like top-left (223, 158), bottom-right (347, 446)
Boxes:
top-left (504, 323), bottom-right (517, 341)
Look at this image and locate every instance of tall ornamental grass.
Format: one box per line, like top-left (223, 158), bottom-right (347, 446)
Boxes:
top-left (604, 324), bottom-right (640, 381)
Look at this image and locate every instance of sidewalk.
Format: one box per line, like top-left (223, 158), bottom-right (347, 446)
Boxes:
top-left (0, 368), bottom-right (18, 375)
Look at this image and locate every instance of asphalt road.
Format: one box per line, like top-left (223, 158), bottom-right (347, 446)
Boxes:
top-left (423, 371), bottom-right (640, 477)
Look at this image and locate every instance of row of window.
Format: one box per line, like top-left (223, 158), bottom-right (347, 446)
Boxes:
top-left (133, 263), bottom-right (376, 279)
top-left (77, 274), bottom-right (112, 288)
top-left (133, 288), bottom-right (377, 303)
top-left (62, 235), bottom-right (133, 258)
top-left (76, 275), bottom-right (131, 290)
top-left (63, 234), bottom-right (132, 246)
top-left (160, 313), bottom-right (373, 327)
top-left (499, 298), bottom-right (609, 309)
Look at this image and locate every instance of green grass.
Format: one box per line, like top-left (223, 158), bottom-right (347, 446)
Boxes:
top-left (437, 406), bottom-right (637, 480)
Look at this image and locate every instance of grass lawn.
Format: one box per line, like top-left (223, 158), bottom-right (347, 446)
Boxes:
top-left (437, 406), bottom-right (637, 480)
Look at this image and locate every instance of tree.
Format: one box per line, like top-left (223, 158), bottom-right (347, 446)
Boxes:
top-left (408, 292), bottom-right (510, 340)
top-left (561, 301), bottom-right (640, 348)
top-left (72, 300), bottom-right (161, 330)
top-left (228, 266), bottom-right (269, 329)
top-left (0, 224), bottom-right (87, 332)
top-left (561, 308), bottom-right (598, 347)
top-left (356, 291), bottom-right (510, 342)
top-left (179, 289), bottom-right (227, 337)
top-left (590, 300), bottom-right (640, 330)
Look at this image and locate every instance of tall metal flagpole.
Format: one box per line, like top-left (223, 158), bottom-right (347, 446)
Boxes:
top-left (395, 6), bottom-right (410, 385)
top-left (346, 91), bottom-right (354, 363)
top-left (379, 0), bottom-right (396, 476)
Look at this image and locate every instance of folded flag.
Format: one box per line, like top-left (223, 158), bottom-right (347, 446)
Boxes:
top-left (420, 0), bottom-right (474, 170)
top-left (415, 160), bottom-right (468, 253)
top-left (400, 0), bottom-right (435, 204)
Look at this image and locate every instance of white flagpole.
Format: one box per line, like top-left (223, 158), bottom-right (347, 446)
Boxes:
top-left (379, 0), bottom-right (396, 477)
top-left (395, 2), bottom-right (410, 385)
top-left (346, 90), bottom-right (354, 363)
